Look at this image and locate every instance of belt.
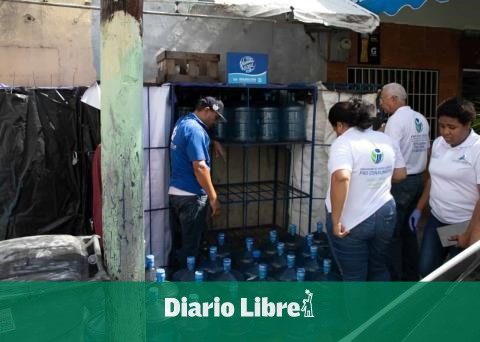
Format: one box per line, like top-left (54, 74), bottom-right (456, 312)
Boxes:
top-left (407, 173), bottom-right (422, 177)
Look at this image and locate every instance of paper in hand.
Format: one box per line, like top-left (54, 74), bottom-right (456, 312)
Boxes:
top-left (437, 221), bottom-right (469, 247)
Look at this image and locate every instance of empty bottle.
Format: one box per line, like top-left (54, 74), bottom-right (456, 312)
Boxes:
top-left (200, 246), bottom-right (223, 278)
top-left (214, 258), bottom-right (244, 281)
top-left (217, 232), bottom-right (231, 259)
top-left (310, 257), bottom-right (333, 281)
top-left (244, 250), bottom-right (262, 280)
top-left (156, 268), bottom-right (166, 283)
top-left (237, 237), bottom-right (255, 270)
top-left (145, 255), bottom-right (156, 281)
top-left (270, 242), bottom-right (288, 275)
top-left (195, 270), bottom-right (204, 282)
top-left (276, 254), bottom-right (297, 282)
top-left (172, 256), bottom-right (196, 281)
top-left (262, 229), bottom-right (278, 260)
top-left (296, 267), bottom-right (306, 282)
top-left (285, 224), bottom-right (303, 253)
top-left (298, 233), bottom-right (314, 265)
top-left (304, 245), bottom-right (322, 280)
top-left (247, 263), bottom-right (274, 282)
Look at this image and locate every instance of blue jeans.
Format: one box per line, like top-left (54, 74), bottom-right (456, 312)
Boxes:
top-left (418, 213), bottom-right (462, 277)
top-left (390, 174), bottom-right (423, 280)
top-left (326, 200), bottom-right (396, 281)
top-left (169, 194), bottom-right (209, 269)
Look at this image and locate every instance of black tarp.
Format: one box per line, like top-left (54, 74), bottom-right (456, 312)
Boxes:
top-left (0, 88), bottom-right (100, 240)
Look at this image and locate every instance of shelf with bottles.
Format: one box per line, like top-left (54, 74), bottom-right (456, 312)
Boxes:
top-left (216, 181), bottom-right (309, 205)
top-left (172, 84), bottom-right (314, 145)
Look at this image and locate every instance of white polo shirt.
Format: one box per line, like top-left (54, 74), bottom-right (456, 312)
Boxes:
top-left (429, 130), bottom-right (480, 224)
top-left (384, 106), bottom-right (430, 175)
top-left (326, 127), bottom-right (405, 231)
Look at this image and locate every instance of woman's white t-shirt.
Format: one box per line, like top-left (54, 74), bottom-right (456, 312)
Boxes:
top-left (326, 127), bottom-right (405, 231)
top-left (429, 130), bottom-right (480, 224)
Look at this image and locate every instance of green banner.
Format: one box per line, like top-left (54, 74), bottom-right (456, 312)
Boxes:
top-left (0, 281), bottom-right (479, 341)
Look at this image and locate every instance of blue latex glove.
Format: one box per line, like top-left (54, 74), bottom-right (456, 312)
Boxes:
top-left (408, 209), bottom-right (421, 232)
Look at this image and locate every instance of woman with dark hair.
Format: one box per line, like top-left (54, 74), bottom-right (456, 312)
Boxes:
top-left (326, 99), bottom-right (406, 281)
top-left (409, 97), bottom-right (480, 277)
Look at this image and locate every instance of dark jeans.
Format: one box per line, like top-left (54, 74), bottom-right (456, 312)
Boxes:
top-left (169, 194), bottom-right (208, 269)
top-left (326, 200), bottom-right (396, 281)
top-left (419, 213), bottom-right (462, 277)
top-left (390, 174), bottom-right (423, 281)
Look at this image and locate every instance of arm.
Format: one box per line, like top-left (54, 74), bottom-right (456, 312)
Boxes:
top-left (211, 140), bottom-right (226, 162)
top-left (392, 167), bottom-right (407, 183)
top-left (416, 177), bottom-right (431, 212)
top-left (192, 160), bottom-right (221, 217)
top-left (330, 169), bottom-right (351, 238)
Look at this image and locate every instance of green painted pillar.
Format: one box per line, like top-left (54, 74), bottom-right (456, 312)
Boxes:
top-left (100, 0), bottom-right (144, 281)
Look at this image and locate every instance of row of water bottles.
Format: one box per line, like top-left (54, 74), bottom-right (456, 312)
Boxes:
top-left (146, 222), bottom-right (338, 282)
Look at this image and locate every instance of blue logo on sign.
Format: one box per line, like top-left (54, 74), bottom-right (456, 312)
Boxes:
top-left (415, 118), bottom-right (423, 133)
top-left (239, 56), bottom-right (256, 73)
top-left (371, 148), bottom-right (384, 164)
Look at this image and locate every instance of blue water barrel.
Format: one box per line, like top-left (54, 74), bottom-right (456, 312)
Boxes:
top-left (213, 108), bottom-right (229, 141)
top-left (231, 106), bottom-right (256, 142)
top-left (281, 105), bottom-right (306, 141)
top-left (257, 106), bottom-right (279, 142)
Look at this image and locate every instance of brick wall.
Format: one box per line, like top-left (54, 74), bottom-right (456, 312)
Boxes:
top-left (327, 23), bottom-right (462, 103)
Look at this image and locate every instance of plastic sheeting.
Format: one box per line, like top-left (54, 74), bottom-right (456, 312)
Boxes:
top-left (289, 89), bottom-right (377, 235)
top-left (0, 88), bottom-right (99, 240)
top-left (189, 0), bottom-right (379, 33)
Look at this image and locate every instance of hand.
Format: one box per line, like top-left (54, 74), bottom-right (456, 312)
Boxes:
top-left (210, 198), bottom-right (221, 217)
top-left (212, 140), bottom-right (226, 162)
top-left (449, 232), bottom-right (469, 248)
top-left (409, 209), bottom-right (421, 232)
top-left (333, 222), bottom-right (349, 238)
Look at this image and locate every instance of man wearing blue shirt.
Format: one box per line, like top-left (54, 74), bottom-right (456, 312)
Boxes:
top-left (169, 96), bottom-right (226, 267)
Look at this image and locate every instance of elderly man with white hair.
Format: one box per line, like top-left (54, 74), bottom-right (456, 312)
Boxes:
top-left (380, 82), bottom-right (430, 280)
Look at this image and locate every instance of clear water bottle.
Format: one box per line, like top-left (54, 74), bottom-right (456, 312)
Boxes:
top-left (237, 237), bottom-right (255, 270)
top-left (214, 258), bottom-right (244, 281)
top-left (298, 233), bottom-right (314, 266)
top-left (285, 224), bottom-right (303, 253)
top-left (217, 232), bottom-right (231, 259)
top-left (145, 254), bottom-right (156, 281)
top-left (276, 254), bottom-right (297, 282)
top-left (310, 257), bottom-right (333, 281)
top-left (270, 242), bottom-right (288, 275)
top-left (200, 246), bottom-right (223, 278)
top-left (296, 267), bottom-right (306, 282)
top-left (156, 268), bottom-right (166, 283)
top-left (172, 256), bottom-right (196, 281)
top-left (247, 263), bottom-right (274, 282)
top-left (262, 229), bottom-right (278, 260)
top-left (195, 270), bottom-right (204, 282)
top-left (304, 245), bottom-right (322, 280)
top-left (244, 250), bottom-right (262, 280)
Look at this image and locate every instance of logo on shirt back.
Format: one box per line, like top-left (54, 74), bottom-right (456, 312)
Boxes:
top-left (415, 118), bottom-right (423, 133)
top-left (371, 148), bottom-right (384, 164)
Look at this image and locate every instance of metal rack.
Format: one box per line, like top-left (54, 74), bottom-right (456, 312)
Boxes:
top-left (169, 83), bottom-right (317, 238)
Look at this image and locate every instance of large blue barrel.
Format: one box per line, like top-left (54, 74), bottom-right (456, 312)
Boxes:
top-left (213, 108), bottom-right (229, 141)
top-left (281, 105), bottom-right (306, 141)
top-left (231, 106), bottom-right (257, 142)
top-left (257, 106), bottom-right (279, 142)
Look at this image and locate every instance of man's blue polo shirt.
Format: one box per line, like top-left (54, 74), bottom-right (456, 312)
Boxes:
top-left (169, 113), bottom-right (210, 195)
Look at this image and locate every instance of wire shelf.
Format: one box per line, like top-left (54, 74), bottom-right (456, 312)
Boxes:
top-left (216, 181), bottom-right (309, 204)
